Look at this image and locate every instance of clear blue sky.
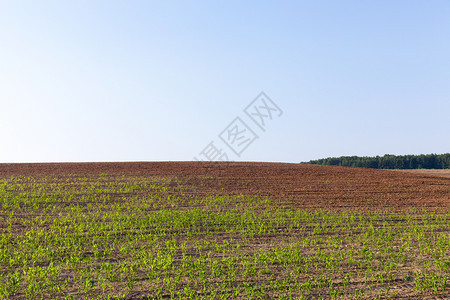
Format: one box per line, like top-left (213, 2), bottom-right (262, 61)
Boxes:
top-left (1, 1), bottom-right (449, 163)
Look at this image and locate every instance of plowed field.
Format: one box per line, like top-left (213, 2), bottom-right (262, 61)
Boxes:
top-left (0, 162), bottom-right (448, 210)
top-left (397, 169), bottom-right (450, 179)
top-left (0, 162), bottom-right (448, 299)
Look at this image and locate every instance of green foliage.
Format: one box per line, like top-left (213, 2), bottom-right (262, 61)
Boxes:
top-left (304, 153), bottom-right (450, 169)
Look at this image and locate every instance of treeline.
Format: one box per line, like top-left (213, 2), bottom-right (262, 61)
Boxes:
top-left (304, 153), bottom-right (450, 169)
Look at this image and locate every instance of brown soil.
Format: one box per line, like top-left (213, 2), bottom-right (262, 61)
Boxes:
top-left (395, 169), bottom-right (450, 178)
top-left (0, 162), bottom-right (448, 210)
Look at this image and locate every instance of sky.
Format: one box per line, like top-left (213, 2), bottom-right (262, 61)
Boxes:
top-left (1, 1), bottom-right (449, 163)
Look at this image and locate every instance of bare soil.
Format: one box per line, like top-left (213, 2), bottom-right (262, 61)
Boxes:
top-left (396, 169), bottom-right (450, 178)
top-left (0, 162), bottom-right (448, 210)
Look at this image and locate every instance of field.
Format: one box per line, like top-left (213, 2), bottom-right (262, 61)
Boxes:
top-left (0, 162), bottom-right (448, 299)
top-left (396, 169), bottom-right (450, 179)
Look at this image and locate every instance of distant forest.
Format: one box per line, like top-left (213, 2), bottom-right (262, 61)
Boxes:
top-left (304, 153), bottom-right (450, 169)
